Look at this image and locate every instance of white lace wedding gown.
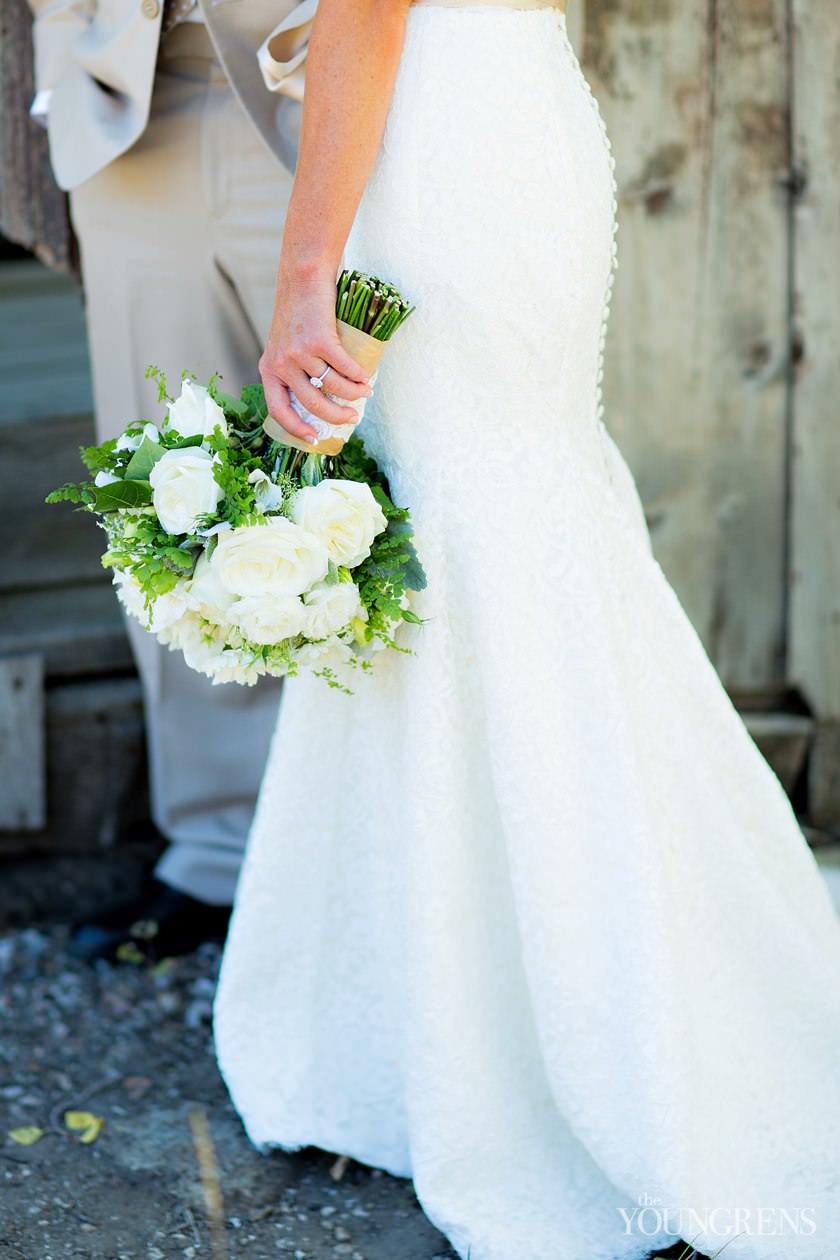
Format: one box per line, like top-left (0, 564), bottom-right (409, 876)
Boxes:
top-left (214, 6), bottom-right (840, 1258)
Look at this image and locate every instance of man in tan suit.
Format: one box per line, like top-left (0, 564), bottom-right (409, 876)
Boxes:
top-left (28, 0), bottom-right (307, 959)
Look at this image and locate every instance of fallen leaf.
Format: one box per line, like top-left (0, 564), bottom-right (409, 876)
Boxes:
top-left (64, 1111), bottom-right (105, 1143)
top-left (8, 1126), bottom-right (44, 1146)
top-left (115, 941), bottom-right (146, 965)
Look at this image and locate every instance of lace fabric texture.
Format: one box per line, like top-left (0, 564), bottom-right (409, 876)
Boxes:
top-left (214, 12), bottom-right (840, 1259)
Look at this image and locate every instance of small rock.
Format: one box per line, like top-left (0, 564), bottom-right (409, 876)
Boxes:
top-left (80, 1224), bottom-right (97, 1233)
top-left (334, 1226), bottom-right (351, 1241)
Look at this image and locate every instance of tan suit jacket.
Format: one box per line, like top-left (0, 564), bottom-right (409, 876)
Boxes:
top-left (27, 0), bottom-right (308, 189)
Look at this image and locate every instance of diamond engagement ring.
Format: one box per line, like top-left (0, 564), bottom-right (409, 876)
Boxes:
top-left (309, 365), bottom-right (330, 390)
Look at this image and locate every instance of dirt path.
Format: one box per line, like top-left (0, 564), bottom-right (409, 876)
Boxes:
top-left (0, 926), bottom-right (457, 1260)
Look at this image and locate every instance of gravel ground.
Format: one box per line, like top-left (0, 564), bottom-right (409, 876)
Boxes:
top-left (0, 925), bottom-right (458, 1260)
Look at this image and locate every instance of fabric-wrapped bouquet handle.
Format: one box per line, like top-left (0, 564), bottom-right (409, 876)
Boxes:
top-left (263, 270), bottom-right (415, 457)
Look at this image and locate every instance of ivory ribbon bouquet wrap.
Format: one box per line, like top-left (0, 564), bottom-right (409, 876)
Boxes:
top-left (47, 272), bottom-right (424, 690)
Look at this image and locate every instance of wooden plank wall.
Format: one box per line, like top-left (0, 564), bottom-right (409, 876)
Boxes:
top-left (789, 1), bottom-right (840, 718)
top-left (788, 0), bottom-right (840, 818)
top-left (583, 0), bottom-right (792, 694)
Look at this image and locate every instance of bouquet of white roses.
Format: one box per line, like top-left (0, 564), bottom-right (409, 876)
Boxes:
top-left (47, 288), bottom-right (424, 690)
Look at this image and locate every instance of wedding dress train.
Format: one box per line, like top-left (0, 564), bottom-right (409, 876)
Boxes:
top-left (214, 6), bottom-right (840, 1258)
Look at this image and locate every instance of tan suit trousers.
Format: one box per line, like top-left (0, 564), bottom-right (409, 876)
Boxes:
top-left (69, 24), bottom-right (292, 904)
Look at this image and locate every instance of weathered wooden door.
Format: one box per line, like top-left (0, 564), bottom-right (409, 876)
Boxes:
top-left (580, 0), bottom-right (840, 816)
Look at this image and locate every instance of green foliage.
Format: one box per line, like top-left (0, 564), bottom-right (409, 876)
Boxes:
top-left (123, 437), bottom-right (165, 481)
top-left (45, 482), bottom-right (95, 507)
top-left (94, 479), bottom-right (152, 512)
top-left (144, 363), bottom-right (169, 402)
top-left (79, 439), bottom-right (117, 475)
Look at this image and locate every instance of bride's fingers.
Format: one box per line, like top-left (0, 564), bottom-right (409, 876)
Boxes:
top-left (259, 360), bottom-right (319, 444)
top-left (313, 338), bottom-right (372, 388)
top-left (287, 367), bottom-right (359, 426)
top-left (307, 361), bottom-right (372, 404)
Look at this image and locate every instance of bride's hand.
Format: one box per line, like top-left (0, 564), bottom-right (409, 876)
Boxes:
top-left (259, 269), bottom-right (373, 445)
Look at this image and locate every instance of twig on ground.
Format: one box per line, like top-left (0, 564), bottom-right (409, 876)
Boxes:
top-left (188, 1104), bottom-right (226, 1260)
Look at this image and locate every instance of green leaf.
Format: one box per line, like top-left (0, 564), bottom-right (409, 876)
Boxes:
top-left (213, 390), bottom-right (249, 418)
top-left (401, 539), bottom-right (427, 592)
top-left (94, 479), bottom-right (152, 512)
top-left (370, 482), bottom-right (396, 515)
top-left (123, 436), bottom-right (164, 481)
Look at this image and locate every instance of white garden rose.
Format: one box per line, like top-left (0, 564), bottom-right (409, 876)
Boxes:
top-left (210, 518), bottom-right (329, 598)
top-left (230, 594), bottom-right (307, 645)
top-left (185, 551), bottom-right (236, 624)
top-left (247, 468), bottom-right (285, 514)
top-left (290, 480), bottom-right (387, 567)
top-left (94, 470), bottom-right (120, 487)
top-left (149, 447), bottom-right (223, 535)
top-left (116, 421), bottom-right (160, 452)
top-left (165, 380), bottom-right (228, 441)
top-left (302, 580), bottom-right (363, 641)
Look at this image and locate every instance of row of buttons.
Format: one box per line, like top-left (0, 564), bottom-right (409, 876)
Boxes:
top-left (558, 18), bottom-right (620, 483)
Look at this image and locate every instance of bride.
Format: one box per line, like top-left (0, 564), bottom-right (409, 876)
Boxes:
top-left (213, 1), bottom-right (840, 1257)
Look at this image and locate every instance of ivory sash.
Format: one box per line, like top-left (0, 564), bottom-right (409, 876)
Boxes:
top-left (257, 0), bottom-right (565, 100)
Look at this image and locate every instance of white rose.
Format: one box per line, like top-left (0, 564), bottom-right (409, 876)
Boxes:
top-left (247, 468), bottom-right (285, 514)
top-left (185, 551), bottom-right (236, 624)
top-left (230, 594), bottom-right (307, 645)
top-left (95, 470), bottom-right (120, 487)
top-left (290, 480), bottom-right (388, 568)
top-left (302, 580), bottom-right (363, 641)
top-left (165, 380), bottom-right (228, 441)
top-left (149, 447), bottom-right (223, 535)
top-left (210, 518), bottom-right (329, 598)
top-left (116, 421), bottom-right (161, 452)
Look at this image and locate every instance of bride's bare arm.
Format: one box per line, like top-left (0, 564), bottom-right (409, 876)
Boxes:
top-left (260, 0), bottom-right (413, 443)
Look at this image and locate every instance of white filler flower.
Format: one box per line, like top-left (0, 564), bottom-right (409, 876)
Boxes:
top-left (210, 518), bottom-right (329, 598)
top-left (149, 447), bottom-right (223, 535)
top-left (116, 421), bottom-right (161, 452)
top-left (165, 380), bottom-right (228, 441)
top-left (247, 468), bottom-right (285, 514)
top-left (113, 571), bottom-right (190, 633)
top-left (290, 480), bottom-right (387, 568)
